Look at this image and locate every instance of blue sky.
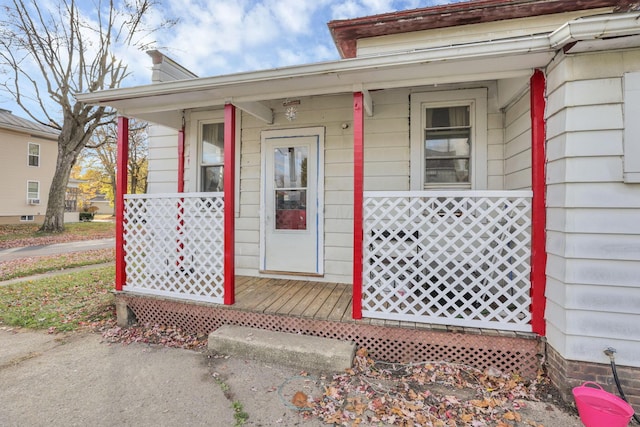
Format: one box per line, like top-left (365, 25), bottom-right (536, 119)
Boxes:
top-left (0, 0), bottom-right (467, 119)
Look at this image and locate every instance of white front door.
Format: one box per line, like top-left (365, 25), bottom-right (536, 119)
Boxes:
top-left (261, 128), bottom-right (324, 275)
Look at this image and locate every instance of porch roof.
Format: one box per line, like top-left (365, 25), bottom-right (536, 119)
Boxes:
top-left (76, 11), bottom-right (640, 129)
top-left (327, 0), bottom-right (626, 58)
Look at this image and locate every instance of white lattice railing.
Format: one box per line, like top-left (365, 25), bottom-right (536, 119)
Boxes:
top-left (363, 190), bottom-right (533, 332)
top-left (123, 193), bottom-right (225, 304)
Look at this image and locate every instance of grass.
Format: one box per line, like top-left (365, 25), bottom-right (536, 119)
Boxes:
top-left (0, 266), bottom-right (115, 332)
top-left (0, 221), bottom-right (114, 243)
top-left (0, 249), bottom-right (115, 281)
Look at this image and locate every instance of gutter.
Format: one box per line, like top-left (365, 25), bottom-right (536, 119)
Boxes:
top-left (0, 123), bottom-right (59, 140)
top-left (550, 11), bottom-right (640, 47)
top-left (76, 12), bottom-right (640, 106)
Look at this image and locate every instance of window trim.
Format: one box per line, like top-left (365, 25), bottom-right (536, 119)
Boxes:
top-left (27, 180), bottom-right (40, 201)
top-left (410, 89), bottom-right (488, 191)
top-left (28, 142), bottom-right (40, 167)
top-left (20, 215), bottom-right (35, 222)
top-left (624, 71), bottom-right (640, 183)
top-left (188, 110), bottom-right (241, 216)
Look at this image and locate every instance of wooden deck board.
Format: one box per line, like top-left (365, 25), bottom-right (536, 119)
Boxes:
top-left (312, 283), bottom-right (347, 320)
top-left (288, 282), bottom-right (330, 317)
top-left (251, 279), bottom-right (297, 312)
top-left (233, 276), bottom-right (258, 299)
top-left (237, 278), bottom-right (289, 310)
top-left (262, 280), bottom-right (309, 314)
top-left (230, 276), bottom-right (353, 323)
top-left (300, 282), bottom-right (338, 319)
top-left (272, 280), bottom-right (315, 315)
top-left (329, 288), bottom-right (353, 322)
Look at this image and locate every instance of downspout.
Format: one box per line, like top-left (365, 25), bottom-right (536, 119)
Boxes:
top-left (530, 69), bottom-right (547, 336)
top-left (352, 92), bottom-right (364, 319)
top-left (177, 113), bottom-right (185, 193)
top-left (223, 104), bottom-right (236, 305)
top-left (115, 116), bottom-right (129, 292)
top-left (177, 114), bottom-right (185, 269)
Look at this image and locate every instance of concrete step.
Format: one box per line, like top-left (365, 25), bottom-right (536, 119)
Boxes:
top-left (208, 325), bottom-right (356, 372)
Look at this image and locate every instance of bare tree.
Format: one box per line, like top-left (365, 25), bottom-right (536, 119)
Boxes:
top-left (84, 119), bottom-right (148, 202)
top-left (0, 0), bottom-right (170, 232)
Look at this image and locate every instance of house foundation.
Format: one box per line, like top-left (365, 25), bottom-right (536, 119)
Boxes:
top-left (546, 344), bottom-right (640, 408)
top-left (115, 293), bottom-right (543, 379)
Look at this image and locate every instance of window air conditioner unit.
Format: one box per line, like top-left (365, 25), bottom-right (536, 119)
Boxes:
top-left (28, 198), bottom-right (40, 205)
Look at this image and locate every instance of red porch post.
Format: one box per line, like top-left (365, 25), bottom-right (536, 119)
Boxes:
top-left (115, 116), bottom-right (129, 291)
top-left (530, 69), bottom-right (547, 336)
top-left (223, 103), bottom-right (236, 305)
top-left (352, 92), bottom-right (364, 319)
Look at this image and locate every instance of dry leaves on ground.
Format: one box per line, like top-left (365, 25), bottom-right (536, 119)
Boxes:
top-left (98, 320), bottom-right (208, 350)
top-left (300, 348), bottom-right (546, 427)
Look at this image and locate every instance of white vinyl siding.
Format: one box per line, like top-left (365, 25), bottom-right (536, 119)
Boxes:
top-left (146, 124), bottom-right (179, 193)
top-left (545, 50), bottom-right (640, 368)
top-left (504, 91), bottom-right (532, 190)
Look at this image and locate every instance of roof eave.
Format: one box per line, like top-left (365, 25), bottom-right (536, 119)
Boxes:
top-left (328, 0), bottom-right (625, 58)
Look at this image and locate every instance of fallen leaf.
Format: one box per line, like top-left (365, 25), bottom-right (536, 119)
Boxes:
top-left (292, 391), bottom-right (308, 408)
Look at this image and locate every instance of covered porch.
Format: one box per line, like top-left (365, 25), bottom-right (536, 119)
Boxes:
top-left (79, 18), bottom-right (556, 373)
top-left (120, 188), bottom-right (539, 333)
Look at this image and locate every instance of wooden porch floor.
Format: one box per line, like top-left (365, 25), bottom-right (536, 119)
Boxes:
top-left (233, 275), bottom-right (354, 323)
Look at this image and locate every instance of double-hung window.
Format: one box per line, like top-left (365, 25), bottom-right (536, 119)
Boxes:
top-left (424, 106), bottom-right (471, 186)
top-left (28, 143), bottom-right (40, 167)
top-left (200, 123), bottom-right (224, 192)
top-left (410, 89), bottom-right (487, 190)
top-left (27, 181), bottom-right (39, 200)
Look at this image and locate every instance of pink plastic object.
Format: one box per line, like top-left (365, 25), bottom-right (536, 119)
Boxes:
top-left (572, 381), bottom-right (634, 427)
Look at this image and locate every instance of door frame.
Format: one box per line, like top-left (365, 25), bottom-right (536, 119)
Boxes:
top-left (259, 127), bottom-right (325, 275)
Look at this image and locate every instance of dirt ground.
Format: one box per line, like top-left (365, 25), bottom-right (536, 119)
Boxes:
top-left (0, 328), bottom-right (583, 427)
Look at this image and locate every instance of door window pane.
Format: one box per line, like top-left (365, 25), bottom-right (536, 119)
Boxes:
top-left (274, 146), bottom-right (308, 230)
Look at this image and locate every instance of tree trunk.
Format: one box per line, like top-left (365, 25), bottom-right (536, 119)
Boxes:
top-left (40, 118), bottom-right (84, 233)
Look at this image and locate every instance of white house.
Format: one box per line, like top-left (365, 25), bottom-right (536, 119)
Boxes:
top-left (78, 0), bottom-right (640, 406)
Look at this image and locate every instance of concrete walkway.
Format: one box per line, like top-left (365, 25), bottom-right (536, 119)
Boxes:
top-left (0, 238), bottom-right (115, 262)
top-left (0, 328), bottom-right (325, 427)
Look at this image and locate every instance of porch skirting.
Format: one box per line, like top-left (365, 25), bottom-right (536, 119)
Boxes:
top-left (115, 292), bottom-right (543, 379)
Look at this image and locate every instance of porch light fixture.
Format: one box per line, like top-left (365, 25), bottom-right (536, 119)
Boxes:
top-left (283, 99), bottom-right (300, 121)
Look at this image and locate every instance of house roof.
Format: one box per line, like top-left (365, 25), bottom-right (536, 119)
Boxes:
top-left (328, 0), bottom-right (636, 58)
top-left (76, 6), bottom-right (640, 129)
top-left (0, 108), bottom-right (60, 140)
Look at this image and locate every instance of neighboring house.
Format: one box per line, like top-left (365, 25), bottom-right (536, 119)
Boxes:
top-left (78, 0), bottom-right (640, 405)
top-left (89, 193), bottom-right (114, 215)
top-left (0, 109), bottom-right (62, 224)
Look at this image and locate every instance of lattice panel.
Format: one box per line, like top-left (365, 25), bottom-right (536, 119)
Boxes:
top-left (363, 191), bottom-right (533, 332)
top-left (119, 294), bottom-right (541, 378)
top-left (123, 193), bottom-right (225, 304)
